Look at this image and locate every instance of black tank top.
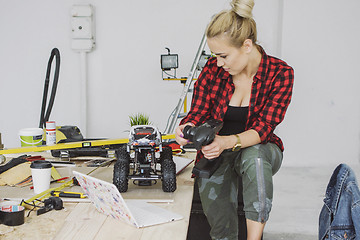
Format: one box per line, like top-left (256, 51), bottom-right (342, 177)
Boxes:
top-left (218, 105), bottom-right (249, 136)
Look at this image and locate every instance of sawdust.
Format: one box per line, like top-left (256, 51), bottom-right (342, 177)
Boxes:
top-left (0, 204), bottom-right (75, 240)
top-left (0, 225), bottom-right (14, 235)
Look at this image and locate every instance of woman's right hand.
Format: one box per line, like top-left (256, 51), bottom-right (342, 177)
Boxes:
top-left (175, 122), bottom-right (195, 146)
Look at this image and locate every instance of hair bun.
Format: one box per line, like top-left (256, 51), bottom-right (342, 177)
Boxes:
top-left (230, 0), bottom-right (254, 19)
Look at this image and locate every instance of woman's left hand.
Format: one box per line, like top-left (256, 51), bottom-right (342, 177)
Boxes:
top-left (201, 135), bottom-right (228, 159)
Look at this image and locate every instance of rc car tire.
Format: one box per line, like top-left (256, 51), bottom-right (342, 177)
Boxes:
top-left (160, 146), bottom-right (173, 163)
top-left (161, 158), bottom-right (176, 192)
top-left (113, 146), bottom-right (130, 192)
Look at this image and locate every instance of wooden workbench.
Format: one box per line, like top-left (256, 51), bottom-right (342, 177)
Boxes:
top-left (0, 152), bottom-right (195, 240)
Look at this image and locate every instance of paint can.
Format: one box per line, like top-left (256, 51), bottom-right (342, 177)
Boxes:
top-left (18, 128), bottom-right (43, 147)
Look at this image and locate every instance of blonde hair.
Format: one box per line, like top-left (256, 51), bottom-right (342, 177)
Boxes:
top-left (206, 0), bottom-right (257, 48)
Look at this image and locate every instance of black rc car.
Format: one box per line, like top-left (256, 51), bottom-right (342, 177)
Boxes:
top-left (113, 125), bottom-right (176, 192)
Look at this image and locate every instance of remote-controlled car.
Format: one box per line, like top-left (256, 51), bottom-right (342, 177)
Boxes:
top-left (113, 125), bottom-right (176, 192)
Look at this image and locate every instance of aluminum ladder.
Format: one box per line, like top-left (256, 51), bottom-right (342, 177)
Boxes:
top-left (164, 32), bottom-right (207, 134)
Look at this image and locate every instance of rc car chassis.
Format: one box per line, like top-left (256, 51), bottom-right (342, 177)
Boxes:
top-left (113, 125), bottom-right (176, 192)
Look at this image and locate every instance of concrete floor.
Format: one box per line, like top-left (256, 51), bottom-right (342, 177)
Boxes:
top-left (262, 163), bottom-right (360, 240)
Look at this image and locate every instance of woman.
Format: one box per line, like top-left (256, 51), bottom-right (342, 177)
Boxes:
top-left (175, 0), bottom-right (294, 239)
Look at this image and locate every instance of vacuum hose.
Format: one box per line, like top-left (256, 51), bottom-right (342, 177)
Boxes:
top-left (39, 48), bottom-right (60, 129)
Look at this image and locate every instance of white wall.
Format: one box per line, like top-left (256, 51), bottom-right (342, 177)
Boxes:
top-left (1, 0), bottom-right (359, 167)
top-left (280, 0), bottom-right (360, 166)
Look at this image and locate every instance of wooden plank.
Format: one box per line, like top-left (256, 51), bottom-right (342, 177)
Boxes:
top-left (53, 203), bottom-right (107, 240)
top-left (94, 217), bottom-right (144, 240)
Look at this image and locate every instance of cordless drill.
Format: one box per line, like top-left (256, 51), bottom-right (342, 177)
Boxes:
top-left (183, 119), bottom-right (223, 178)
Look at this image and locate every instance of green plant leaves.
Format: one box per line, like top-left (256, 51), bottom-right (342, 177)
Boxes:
top-left (129, 113), bottom-right (152, 126)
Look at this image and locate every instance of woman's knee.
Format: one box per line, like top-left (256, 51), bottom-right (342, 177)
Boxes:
top-left (236, 143), bottom-right (283, 176)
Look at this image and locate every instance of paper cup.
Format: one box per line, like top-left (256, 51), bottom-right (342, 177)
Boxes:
top-left (30, 160), bottom-right (52, 194)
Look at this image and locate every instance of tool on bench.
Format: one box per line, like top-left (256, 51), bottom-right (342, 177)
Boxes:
top-left (56, 125), bottom-right (83, 142)
top-left (0, 155), bottom-right (28, 174)
top-left (35, 196), bottom-right (63, 215)
top-left (47, 161), bottom-right (76, 167)
top-left (50, 190), bottom-right (86, 198)
top-left (183, 119), bottom-right (224, 178)
top-left (25, 155), bottom-right (45, 161)
top-left (51, 145), bottom-right (119, 159)
top-left (50, 177), bottom-right (69, 183)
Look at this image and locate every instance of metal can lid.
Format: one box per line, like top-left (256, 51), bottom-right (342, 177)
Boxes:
top-left (46, 121), bottom-right (56, 130)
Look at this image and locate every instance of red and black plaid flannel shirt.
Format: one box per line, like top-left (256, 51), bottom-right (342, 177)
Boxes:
top-left (180, 48), bottom-right (294, 156)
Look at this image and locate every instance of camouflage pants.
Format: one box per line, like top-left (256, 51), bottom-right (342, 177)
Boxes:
top-left (197, 143), bottom-right (283, 240)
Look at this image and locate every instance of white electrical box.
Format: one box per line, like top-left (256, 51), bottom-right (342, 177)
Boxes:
top-left (72, 17), bottom-right (92, 39)
top-left (71, 4), bottom-right (95, 52)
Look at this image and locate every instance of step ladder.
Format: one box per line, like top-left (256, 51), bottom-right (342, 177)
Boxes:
top-left (164, 32), bottom-right (208, 134)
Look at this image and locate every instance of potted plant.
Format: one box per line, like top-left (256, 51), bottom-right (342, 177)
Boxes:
top-left (128, 113), bottom-right (152, 126)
